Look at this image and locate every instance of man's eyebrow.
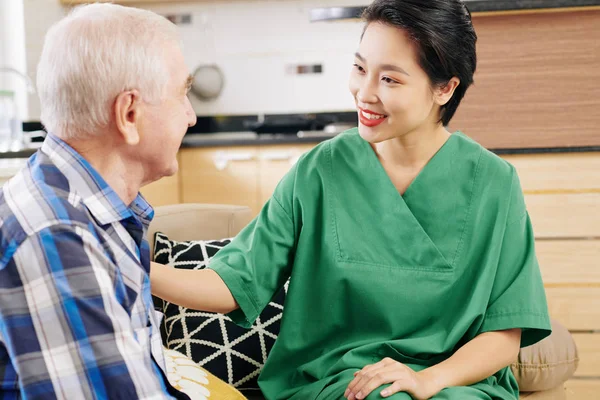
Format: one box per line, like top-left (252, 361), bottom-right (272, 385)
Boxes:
top-left (185, 74), bottom-right (194, 90)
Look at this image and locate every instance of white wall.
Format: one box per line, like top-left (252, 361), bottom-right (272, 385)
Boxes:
top-left (23, 0), bottom-right (67, 122)
top-left (1, 0), bottom-right (29, 120)
top-left (23, 0), bottom-right (369, 120)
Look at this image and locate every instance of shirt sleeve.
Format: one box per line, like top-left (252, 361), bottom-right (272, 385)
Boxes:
top-left (209, 163), bottom-right (299, 329)
top-left (480, 168), bottom-right (552, 348)
top-left (0, 224), bottom-right (174, 399)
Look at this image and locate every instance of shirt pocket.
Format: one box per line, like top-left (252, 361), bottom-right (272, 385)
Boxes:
top-left (331, 204), bottom-right (452, 274)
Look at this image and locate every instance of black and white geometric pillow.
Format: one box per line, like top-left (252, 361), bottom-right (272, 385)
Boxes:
top-left (153, 232), bottom-right (286, 391)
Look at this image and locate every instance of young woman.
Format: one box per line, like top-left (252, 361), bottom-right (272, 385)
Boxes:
top-left (152, 1), bottom-right (551, 399)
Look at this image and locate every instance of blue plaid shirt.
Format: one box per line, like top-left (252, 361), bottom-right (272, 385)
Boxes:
top-left (0, 135), bottom-right (186, 399)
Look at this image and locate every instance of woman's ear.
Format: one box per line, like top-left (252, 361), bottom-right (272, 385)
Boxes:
top-left (434, 77), bottom-right (460, 106)
top-left (114, 89), bottom-right (142, 146)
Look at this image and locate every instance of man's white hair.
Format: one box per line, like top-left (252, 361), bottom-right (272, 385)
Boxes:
top-left (37, 3), bottom-right (180, 139)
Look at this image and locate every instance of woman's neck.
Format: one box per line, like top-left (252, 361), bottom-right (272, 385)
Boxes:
top-left (371, 125), bottom-right (451, 169)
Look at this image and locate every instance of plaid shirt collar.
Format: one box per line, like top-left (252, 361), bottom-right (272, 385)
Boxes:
top-left (41, 133), bottom-right (154, 227)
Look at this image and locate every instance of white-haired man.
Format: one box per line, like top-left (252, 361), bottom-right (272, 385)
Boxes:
top-left (0, 3), bottom-right (196, 398)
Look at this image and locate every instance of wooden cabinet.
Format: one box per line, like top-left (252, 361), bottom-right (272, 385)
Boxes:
top-left (450, 9), bottom-right (600, 149)
top-left (566, 380), bottom-right (600, 400)
top-left (258, 144), bottom-right (315, 206)
top-left (179, 146), bottom-right (261, 215)
top-left (178, 144), bottom-right (315, 215)
top-left (500, 152), bottom-right (600, 397)
top-left (140, 173), bottom-right (180, 207)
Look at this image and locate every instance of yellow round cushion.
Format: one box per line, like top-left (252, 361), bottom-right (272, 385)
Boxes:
top-left (164, 347), bottom-right (248, 400)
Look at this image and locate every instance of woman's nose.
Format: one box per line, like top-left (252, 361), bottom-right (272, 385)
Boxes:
top-left (357, 81), bottom-right (378, 104)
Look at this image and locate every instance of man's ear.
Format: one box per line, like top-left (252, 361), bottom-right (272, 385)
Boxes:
top-left (434, 77), bottom-right (460, 107)
top-left (114, 90), bottom-right (142, 146)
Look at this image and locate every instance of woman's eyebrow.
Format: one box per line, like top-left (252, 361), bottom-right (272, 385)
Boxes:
top-left (355, 52), bottom-right (410, 76)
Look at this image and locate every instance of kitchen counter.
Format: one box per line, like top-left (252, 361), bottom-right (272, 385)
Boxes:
top-left (0, 149), bottom-right (37, 159)
top-left (180, 131), bottom-right (600, 155)
top-left (180, 131), bottom-right (338, 148)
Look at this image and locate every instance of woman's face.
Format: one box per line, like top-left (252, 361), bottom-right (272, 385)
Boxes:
top-left (349, 22), bottom-right (441, 143)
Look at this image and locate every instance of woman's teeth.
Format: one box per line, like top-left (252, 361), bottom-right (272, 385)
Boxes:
top-left (361, 110), bottom-right (386, 120)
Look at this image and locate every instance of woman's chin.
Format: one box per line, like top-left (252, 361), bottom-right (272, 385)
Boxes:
top-left (358, 125), bottom-right (386, 143)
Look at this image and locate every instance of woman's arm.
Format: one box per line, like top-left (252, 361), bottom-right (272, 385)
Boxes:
top-left (345, 328), bottom-right (522, 400)
top-left (151, 261), bottom-right (238, 314)
top-left (419, 328), bottom-right (521, 393)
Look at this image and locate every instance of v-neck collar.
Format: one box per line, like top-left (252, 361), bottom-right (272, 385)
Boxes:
top-left (328, 130), bottom-right (455, 272)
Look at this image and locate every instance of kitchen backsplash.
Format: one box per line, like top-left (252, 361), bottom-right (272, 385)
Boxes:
top-left (23, 0), bottom-right (376, 121)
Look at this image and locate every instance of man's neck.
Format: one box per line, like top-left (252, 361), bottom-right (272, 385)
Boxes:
top-left (66, 136), bottom-right (144, 206)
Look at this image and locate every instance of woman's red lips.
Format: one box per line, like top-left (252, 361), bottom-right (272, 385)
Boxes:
top-left (358, 107), bottom-right (388, 127)
top-left (359, 107), bottom-right (386, 116)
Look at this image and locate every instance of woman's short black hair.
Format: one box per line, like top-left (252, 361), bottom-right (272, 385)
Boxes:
top-left (362, 0), bottom-right (477, 126)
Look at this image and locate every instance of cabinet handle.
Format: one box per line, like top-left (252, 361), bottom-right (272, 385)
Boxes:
top-left (261, 151), bottom-right (300, 165)
top-left (260, 151), bottom-right (292, 161)
top-left (213, 151), bottom-right (256, 170)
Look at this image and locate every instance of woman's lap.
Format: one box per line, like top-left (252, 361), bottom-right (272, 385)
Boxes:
top-left (316, 381), bottom-right (412, 400)
top-left (316, 379), bottom-right (494, 400)
top-left (364, 385), bottom-right (491, 400)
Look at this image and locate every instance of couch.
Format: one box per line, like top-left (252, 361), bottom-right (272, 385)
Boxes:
top-left (149, 203), bottom-right (579, 400)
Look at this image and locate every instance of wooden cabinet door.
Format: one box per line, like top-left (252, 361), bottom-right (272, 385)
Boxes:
top-left (180, 146), bottom-right (260, 215)
top-left (258, 144), bottom-right (315, 207)
top-left (502, 153), bottom-right (600, 392)
top-left (140, 173), bottom-right (180, 207)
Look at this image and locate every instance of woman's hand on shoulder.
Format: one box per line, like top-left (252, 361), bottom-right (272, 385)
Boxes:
top-left (344, 358), bottom-right (441, 400)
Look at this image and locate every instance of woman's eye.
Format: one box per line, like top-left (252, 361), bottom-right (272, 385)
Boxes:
top-left (382, 77), bottom-right (398, 84)
top-left (353, 63), bottom-right (365, 73)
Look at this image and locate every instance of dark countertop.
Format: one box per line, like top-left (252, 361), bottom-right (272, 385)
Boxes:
top-left (309, 0), bottom-right (600, 22)
top-left (180, 131), bottom-right (339, 148)
top-left (180, 132), bottom-right (600, 155)
top-left (2, 132), bottom-right (599, 160)
top-left (0, 149), bottom-right (38, 159)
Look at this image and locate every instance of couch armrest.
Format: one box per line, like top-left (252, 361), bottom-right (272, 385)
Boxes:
top-left (512, 319), bottom-right (578, 392)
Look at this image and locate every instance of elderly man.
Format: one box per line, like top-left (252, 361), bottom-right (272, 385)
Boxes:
top-left (0, 3), bottom-right (196, 399)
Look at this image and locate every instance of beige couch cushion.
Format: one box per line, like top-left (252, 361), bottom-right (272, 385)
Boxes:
top-left (148, 203), bottom-right (253, 257)
top-left (511, 319), bottom-right (578, 392)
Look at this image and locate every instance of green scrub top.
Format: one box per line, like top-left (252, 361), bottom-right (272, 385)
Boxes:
top-left (209, 129), bottom-right (551, 400)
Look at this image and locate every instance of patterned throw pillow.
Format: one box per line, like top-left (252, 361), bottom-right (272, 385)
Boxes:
top-left (153, 232), bottom-right (285, 392)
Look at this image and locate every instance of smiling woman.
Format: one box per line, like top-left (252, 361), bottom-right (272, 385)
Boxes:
top-left (151, 1), bottom-right (552, 400)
